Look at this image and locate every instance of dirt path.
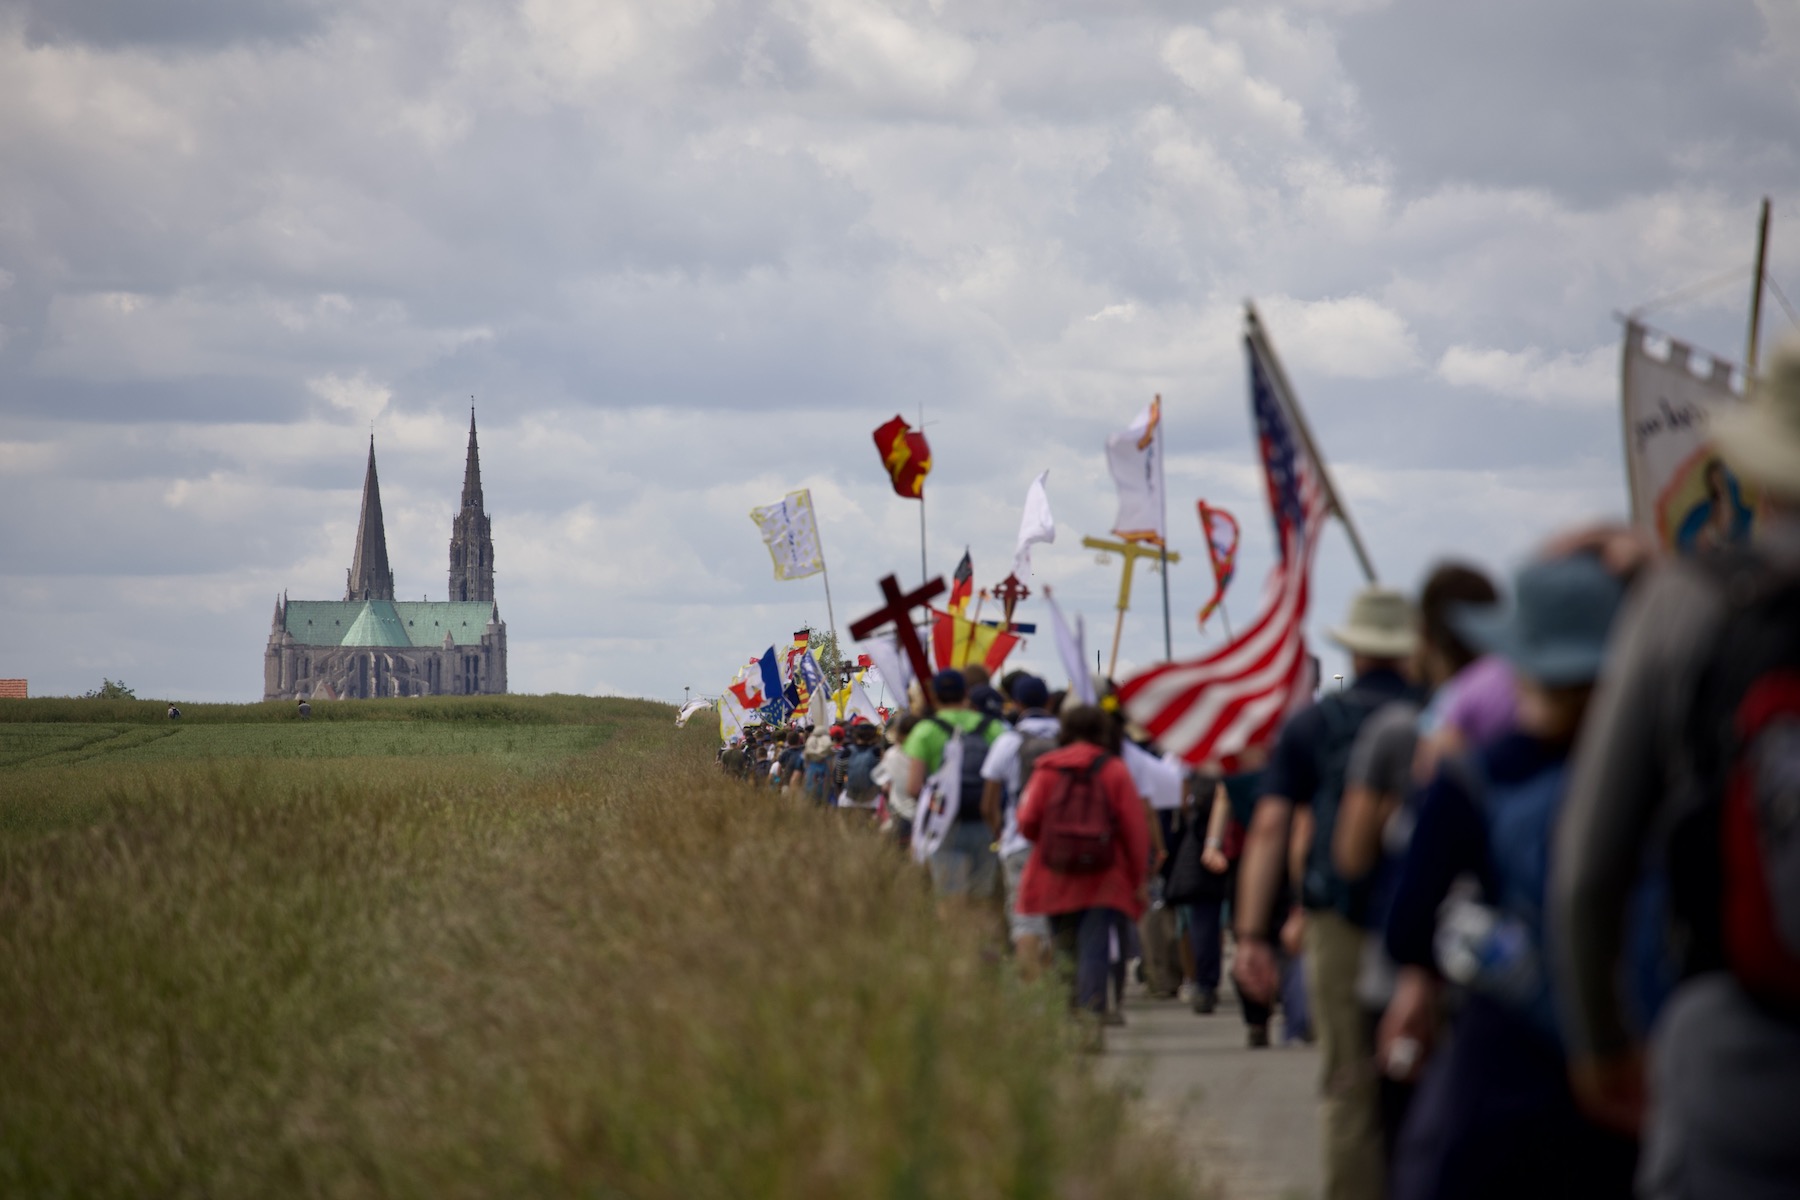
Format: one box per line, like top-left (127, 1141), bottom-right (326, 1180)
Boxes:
top-left (1099, 981), bottom-right (1322, 1200)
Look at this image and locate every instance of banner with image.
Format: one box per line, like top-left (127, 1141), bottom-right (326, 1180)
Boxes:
top-left (1622, 321), bottom-right (1757, 555)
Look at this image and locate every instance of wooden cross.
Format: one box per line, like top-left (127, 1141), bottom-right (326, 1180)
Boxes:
top-left (991, 573), bottom-right (1031, 626)
top-left (1081, 535), bottom-right (1182, 679)
top-left (849, 573), bottom-right (947, 707)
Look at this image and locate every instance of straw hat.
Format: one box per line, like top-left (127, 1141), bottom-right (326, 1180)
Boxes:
top-left (1327, 586), bottom-right (1417, 659)
top-left (1714, 332), bottom-right (1800, 501)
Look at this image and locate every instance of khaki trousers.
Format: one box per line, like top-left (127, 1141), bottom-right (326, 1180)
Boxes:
top-left (1304, 909), bottom-right (1383, 1200)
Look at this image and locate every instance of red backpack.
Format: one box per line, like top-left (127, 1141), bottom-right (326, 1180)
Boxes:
top-left (1035, 754), bottom-right (1117, 875)
top-left (1677, 552), bottom-right (1800, 1009)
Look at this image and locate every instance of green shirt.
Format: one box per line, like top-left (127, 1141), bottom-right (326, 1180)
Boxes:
top-left (902, 709), bottom-right (1003, 774)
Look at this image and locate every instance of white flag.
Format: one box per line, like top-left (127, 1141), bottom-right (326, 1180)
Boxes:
top-left (1621, 321), bottom-right (1757, 555)
top-left (859, 635), bottom-right (915, 711)
top-left (750, 489), bottom-right (826, 581)
top-left (844, 678), bottom-right (883, 724)
top-left (1012, 469), bottom-right (1056, 579)
top-left (1122, 741), bottom-right (1183, 811)
top-left (1106, 397), bottom-right (1165, 546)
top-left (1044, 588), bottom-right (1097, 705)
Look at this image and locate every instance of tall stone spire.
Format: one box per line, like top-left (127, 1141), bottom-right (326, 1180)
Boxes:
top-left (448, 407), bottom-right (495, 602)
top-left (346, 436), bottom-right (396, 602)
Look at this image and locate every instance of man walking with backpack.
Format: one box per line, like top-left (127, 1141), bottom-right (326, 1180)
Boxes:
top-left (1234, 586), bottom-right (1418, 1200)
top-left (906, 670), bottom-right (1006, 903)
top-left (1553, 334), bottom-right (1800, 1199)
top-left (978, 673), bottom-right (1061, 977)
top-left (1015, 704), bottom-right (1151, 1042)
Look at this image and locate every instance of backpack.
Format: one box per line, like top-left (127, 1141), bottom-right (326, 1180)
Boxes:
top-left (1301, 689), bottom-right (1392, 924)
top-left (930, 714), bottom-right (996, 823)
top-left (1445, 750), bottom-right (1673, 1043)
top-left (845, 743), bottom-right (883, 804)
top-left (1016, 730), bottom-right (1059, 795)
top-left (1677, 551), bottom-right (1800, 1011)
top-left (1036, 754), bottom-right (1117, 875)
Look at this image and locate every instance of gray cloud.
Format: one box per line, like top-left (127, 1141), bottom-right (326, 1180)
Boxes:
top-left (1338, 0), bottom-right (1800, 203)
top-left (4, 0), bottom-right (336, 50)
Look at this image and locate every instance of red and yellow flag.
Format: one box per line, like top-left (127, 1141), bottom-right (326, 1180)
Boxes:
top-left (873, 416), bottom-right (932, 499)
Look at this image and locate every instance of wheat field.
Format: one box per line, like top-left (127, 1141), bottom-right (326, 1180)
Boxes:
top-left (0, 695), bottom-right (1199, 1199)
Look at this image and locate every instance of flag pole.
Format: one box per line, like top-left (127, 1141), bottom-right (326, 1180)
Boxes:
top-left (918, 401), bottom-right (929, 587)
top-left (1245, 302), bottom-right (1379, 584)
top-left (808, 489), bottom-right (841, 645)
top-left (1748, 196), bottom-right (1772, 378)
top-left (1156, 396), bottom-right (1173, 661)
top-left (820, 564), bottom-right (840, 647)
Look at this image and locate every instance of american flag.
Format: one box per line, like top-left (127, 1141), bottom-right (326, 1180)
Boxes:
top-left (1119, 331), bottom-right (1330, 767)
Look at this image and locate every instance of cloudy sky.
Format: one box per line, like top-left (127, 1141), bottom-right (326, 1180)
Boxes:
top-left (2, 0), bottom-right (1797, 704)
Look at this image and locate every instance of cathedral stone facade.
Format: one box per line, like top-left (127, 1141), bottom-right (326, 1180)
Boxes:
top-left (264, 414), bottom-right (507, 700)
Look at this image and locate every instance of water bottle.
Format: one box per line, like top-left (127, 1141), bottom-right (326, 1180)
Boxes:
top-left (1435, 897), bottom-right (1540, 1007)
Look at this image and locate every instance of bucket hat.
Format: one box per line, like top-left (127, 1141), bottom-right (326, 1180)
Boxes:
top-left (1713, 332), bottom-right (1800, 501)
top-left (1327, 586), bottom-right (1418, 659)
top-left (1451, 555), bottom-right (1624, 688)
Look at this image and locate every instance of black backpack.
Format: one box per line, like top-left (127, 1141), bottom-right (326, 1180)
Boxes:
top-left (1300, 688), bottom-right (1394, 924)
top-left (1673, 551), bottom-right (1800, 1010)
top-left (930, 714), bottom-right (996, 822)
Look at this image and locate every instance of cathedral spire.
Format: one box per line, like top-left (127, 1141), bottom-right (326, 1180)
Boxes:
top-left (448, 408), bottom-right (495, 602)
top-left (461, 406), bottom-right (484, 510)
top-left (346, 436), bottom-right (396, 602)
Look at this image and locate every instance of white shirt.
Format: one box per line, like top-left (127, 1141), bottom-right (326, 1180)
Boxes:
top-left (980, 713), bottom-right (1062, 858)
top-left (873, 744), bottom-right (917, 820)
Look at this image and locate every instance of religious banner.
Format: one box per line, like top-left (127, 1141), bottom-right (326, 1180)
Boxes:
top-left (750, 490), bottom-right (826, 580)
top-left (1106, 396), bottom-right (1165, 545)
top-left (1622, 320), bottom-right (1757, 554)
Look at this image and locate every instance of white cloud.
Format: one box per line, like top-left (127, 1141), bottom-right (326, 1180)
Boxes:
top-left (1437, 343), bottom-right (1616, 408)
top-left (1161, 24), bottom-right (1306, 139)
top-left (1257, 294), bottom-right (1422, 379)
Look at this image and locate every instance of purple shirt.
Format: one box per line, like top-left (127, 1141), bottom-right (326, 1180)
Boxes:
top-left (1434, 655), bottom-right (1516, 747)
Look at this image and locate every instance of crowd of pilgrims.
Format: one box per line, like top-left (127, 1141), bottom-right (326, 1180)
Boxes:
top-left (714, 347), bottom-right (1800, 1200)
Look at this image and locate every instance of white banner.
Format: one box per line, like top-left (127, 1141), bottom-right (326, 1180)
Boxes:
top-left (1622, 321), bottom-right (1757, 554)
top-left (1013, 469), bottom-right (1056, 578)
top-left (750, 488), bottom-right (826, 580)
top-left (1106, 397), bottom-right (1165, 545)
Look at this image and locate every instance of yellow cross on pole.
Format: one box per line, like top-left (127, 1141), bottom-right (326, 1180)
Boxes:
top-left (1082, 536), bottom-right (1181, 680)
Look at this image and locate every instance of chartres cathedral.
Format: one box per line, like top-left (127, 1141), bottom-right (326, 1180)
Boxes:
top-left (264, 413), bottom-right (508, 700)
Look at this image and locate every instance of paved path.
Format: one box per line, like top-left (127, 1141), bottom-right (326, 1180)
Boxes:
top-left (1099, 981), bottom-right (1322, 1200)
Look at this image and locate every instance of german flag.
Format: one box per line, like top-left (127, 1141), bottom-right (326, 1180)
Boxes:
top-left (872, 416), bottom-right (931, 499)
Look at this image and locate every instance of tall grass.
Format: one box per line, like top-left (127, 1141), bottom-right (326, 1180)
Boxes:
top-left (0, 692), bottom-right (637, 725)
top-left (0, 698), bottom-right (1198, 1198)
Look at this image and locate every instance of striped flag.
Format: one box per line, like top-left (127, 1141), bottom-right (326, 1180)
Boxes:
top-left (1119, 331), bottom-right (1329, 767)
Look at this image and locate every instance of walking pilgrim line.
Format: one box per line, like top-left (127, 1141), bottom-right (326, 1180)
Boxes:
top-left (706, 278), bottom-right (1800, 1200)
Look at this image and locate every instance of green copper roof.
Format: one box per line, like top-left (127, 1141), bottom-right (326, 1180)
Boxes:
top-left (342, 601), bottom-right (409, 646)
top-left (283, 600), bottom-right (498, 648)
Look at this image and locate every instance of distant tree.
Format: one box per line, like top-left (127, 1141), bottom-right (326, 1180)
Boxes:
top-left (83, 678), bottom-right (137, 700)
top-left (812, 629), bottom-right (847, 688)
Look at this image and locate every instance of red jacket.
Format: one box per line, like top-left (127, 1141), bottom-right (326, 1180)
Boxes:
top-left (1016, 743), bottom-right (1151, 921)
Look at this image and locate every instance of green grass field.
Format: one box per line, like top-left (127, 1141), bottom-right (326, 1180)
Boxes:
top-left (0, 695), bottom-right (1198, 1199)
